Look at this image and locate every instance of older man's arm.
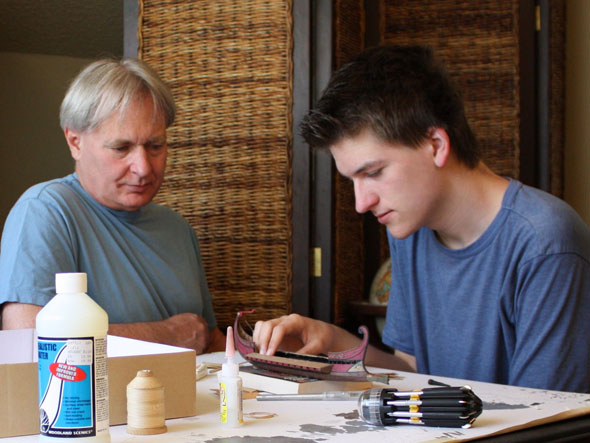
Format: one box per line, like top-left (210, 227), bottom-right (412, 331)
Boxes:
top-left (1, 302), bottom-right (41, 329)
top-left (2, 302), bottom-right (222, 354)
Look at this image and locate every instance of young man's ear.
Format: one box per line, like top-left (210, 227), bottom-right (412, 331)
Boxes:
top-left (428, 127), bottom-right (451, 168)
top-left (64, 128), bottom-right (83, 161)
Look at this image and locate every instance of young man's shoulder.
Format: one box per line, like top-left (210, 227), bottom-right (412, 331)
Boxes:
top-left (503, 180), bottom-right (590, 257)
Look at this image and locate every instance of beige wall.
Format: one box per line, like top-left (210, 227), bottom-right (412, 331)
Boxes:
top-left (0, 53), bottom-right (93, 232)
top-left (565, 0), bottom-right (590, 225)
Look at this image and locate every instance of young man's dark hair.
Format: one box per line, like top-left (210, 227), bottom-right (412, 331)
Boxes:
top-left (301, 45), bottom-right (480, 168)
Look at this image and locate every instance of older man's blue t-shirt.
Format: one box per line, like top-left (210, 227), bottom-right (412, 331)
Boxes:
top-left (382, 179), bottom-right (590, 392)
top-left (0, 173), bottom-right (216, 327)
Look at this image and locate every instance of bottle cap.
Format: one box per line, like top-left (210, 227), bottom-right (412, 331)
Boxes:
top-left (222, 326), bottom-right (239, 377)
top-left (55, 272), bottom-right (87, 294)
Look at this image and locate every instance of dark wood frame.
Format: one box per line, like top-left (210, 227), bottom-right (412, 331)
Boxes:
top-left (309, 0), bottom-right (334, 322)
top-left (291, 0), bottom-right (312, 316)
top-left (123, 0), bottom-right (138, 58)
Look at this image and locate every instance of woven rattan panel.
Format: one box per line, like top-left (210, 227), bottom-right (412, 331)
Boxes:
top-left (138, 0), bottom-right (293, 328)
top-left (380, 0), bottom-right (521, 179)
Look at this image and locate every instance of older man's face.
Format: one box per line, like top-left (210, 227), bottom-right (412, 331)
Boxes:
top-left (64, 94), bottom-right (167, 211)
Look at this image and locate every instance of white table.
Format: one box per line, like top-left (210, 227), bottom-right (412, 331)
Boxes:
top-left (7, 353), bottom-right (590, 442)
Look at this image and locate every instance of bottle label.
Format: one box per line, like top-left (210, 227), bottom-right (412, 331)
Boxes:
top-left (37, 336), bottom-right (109, 438)
top-left (219, 379), bottom-right (243, 425)
top-left (219, 381), bottom-right (228, 423)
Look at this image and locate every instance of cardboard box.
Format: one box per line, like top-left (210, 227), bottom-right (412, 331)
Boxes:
top-left (0, 329), bottom-right (197, 438)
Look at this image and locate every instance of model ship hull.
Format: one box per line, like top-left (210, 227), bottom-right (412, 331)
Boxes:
top-left (233, 310), bottom-right (382, 382)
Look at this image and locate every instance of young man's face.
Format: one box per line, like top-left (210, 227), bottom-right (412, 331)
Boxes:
top-left (330, 129), bottom-right (446, 239)
top-left (64, 94), bottom-right (168, 211)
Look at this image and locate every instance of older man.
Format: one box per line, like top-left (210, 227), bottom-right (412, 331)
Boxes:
top-left (0, 58), bottom-right (224, 353)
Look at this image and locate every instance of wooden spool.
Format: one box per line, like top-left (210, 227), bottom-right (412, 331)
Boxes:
top-left (126, 369), bottom-right (167, 435)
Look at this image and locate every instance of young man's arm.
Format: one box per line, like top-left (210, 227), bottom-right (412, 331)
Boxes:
top-left (253, 313), bottom-right (417, 372)
top-left (510, 255), bottom-right (590, 392)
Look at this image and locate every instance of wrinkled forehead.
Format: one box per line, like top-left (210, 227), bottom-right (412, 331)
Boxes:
top-left (97, 93), bottom-right (164, 129)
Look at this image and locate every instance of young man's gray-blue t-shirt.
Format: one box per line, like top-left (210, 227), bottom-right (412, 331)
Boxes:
top-left (383, 179), bottom-right (590, 393)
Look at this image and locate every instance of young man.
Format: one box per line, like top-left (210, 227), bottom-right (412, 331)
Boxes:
top-left (0, 58), bottom-right (224, 353)
top-left (253, 45), bottom-right (590, 392)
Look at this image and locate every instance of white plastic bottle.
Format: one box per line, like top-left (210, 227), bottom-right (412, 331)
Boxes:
top-left (218, 326), bottom-right (243, 427)
top-left (36, 273), bottom-right (110, 442)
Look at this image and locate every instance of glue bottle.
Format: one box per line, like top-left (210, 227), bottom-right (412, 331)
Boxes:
top-left (36, 273), bottom-right (110, 441)
top-left (218, 326), bottom-right (243, 427)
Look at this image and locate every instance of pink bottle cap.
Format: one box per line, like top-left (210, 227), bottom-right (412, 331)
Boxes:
top-left (225, 326), bottom-right (235, 358)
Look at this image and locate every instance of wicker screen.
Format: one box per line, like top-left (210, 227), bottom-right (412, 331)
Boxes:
top-left (138, 0), bottom-right (293, 328)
